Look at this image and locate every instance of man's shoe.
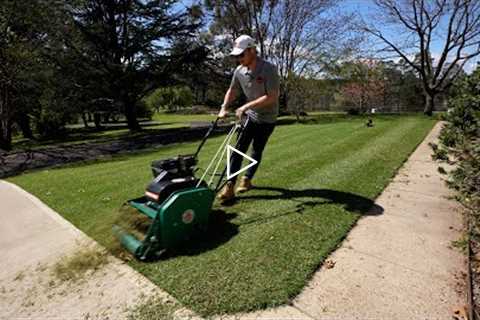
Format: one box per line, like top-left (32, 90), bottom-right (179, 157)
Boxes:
top-left (236, 177), bottom-right (252, 193)
top-left (218, 182), bottom-right (235, 201)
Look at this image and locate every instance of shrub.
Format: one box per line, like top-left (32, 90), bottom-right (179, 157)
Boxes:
top-left (346, 108), bottom-right (360, 115)
top-left (433, 67), bottom-right (480, 222)
top-left (145, 86), bottom-right (194, 112)
top-left (35, 109), bottom-right (68, 138)
top-left (135, 99), bottom-right (153, 119)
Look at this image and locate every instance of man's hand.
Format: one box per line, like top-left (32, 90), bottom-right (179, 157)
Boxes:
top-left (218, 108), bottom-right (229, 118)
top-left (236, 106), bottom-right (247, 119)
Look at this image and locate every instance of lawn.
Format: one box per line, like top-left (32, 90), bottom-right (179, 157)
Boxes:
top-left (8, 115), bottom-right (436, 316)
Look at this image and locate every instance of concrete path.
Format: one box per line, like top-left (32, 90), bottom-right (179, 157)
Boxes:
top-left (0, 121), bottom-right (466, 319)
top-left (220, 122), bottom-right (466, 319)
top-left (0, 181), bottom-right (196, 319)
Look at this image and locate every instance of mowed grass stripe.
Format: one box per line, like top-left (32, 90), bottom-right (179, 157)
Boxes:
top-left (292, 117), bottom-right (423, 191)
top-left (233, 118), bottom-right (425, 227)
top-left (234, 118), bottom-right (406, 217)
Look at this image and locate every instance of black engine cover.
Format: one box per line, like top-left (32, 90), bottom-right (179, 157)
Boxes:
top-left (145, 176), bottom-right (198, 203)
top-left (151, 155), bottom-right (197, 179)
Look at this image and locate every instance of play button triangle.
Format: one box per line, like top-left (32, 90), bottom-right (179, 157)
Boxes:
top-left (226, 145), bottom-right (258, 180)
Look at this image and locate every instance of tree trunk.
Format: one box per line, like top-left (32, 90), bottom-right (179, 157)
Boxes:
top-left (423, 93), bottom-right (434, 116)
top-left (81, 112), bottom-right (89, 128)
top-left (16, 113), bottom-right (33, 139)
top-left (124, 96), bottom-right (141, 131)
top-left (93, 113), bottom-right (102, 130)
top-left (0, 84), bottom-right (12, 150)
top-left (0, 118), bottom-right (12, 151)
top-left (202, 87), bottom-right (206, 104)
top-left (280, 81), bottom-right (290, 115)
top-left (294, 105), bottom-right (300, 122)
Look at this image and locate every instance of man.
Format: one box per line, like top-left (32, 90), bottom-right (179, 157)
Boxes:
top-left (218, 35), bottom-right (280, 201)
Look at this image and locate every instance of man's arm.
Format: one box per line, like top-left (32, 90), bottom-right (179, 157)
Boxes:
top-left (218, 87), bottom-right (237, 118)
top-left (219, 67), bottom-right (241, 118)
top-left (235, 90), bottom-right (278, 117)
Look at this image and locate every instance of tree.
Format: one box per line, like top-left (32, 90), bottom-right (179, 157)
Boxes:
top-left (0, 0), bottom-right (53, 149)
top-left (339, 60), bottom-right (386, 113)
top-left (363, 0), bottom-right (480, 115)
top-left (145, 86), bottom-right (194, 112)
top-left (288, 76), bottom-right (337, 119)
top-left (205, 0), bottom-right (358, 114)
top-left (70, 0), bottom-right (203, 131)
top-left (168, 35), bottom-right (224, 105)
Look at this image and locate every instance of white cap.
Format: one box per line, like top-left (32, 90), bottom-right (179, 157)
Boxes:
top-left (229, 35), bottom-right (256, 56)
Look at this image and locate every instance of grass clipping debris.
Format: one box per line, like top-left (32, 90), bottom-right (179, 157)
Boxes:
top-left (52, 247), bottom-right (108, 282)
top-left (127, 297), bottom-right (181, 320)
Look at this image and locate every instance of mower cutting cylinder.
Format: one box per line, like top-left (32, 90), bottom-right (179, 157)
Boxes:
top-left (114, 187), bottom-right (215, 260)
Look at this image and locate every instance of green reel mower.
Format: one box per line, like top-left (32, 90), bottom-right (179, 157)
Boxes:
top-left (113, 117), bottom-right (245, 260)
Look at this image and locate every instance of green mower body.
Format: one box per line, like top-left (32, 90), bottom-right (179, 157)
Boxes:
top-left (114, 187), bottom-right (215, 260)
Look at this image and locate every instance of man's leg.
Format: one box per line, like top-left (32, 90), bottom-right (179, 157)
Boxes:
top-left (227, 119), bottom-right (255, 184)
top-left (218, 119), bottom-right (255, 200)
top-left (245, 123), bottom-right (275, 180)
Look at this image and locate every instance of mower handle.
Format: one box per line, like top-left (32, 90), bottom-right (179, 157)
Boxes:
top-left (193, 116), bottom-right (220, 159)
top-left (193, 112), bottom-right (248, 160)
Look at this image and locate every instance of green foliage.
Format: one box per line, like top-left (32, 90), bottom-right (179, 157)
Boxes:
top-left (35, 86), bottom-right (77, 138)
top-left (145, 86), bottom-right (194, 112)
top-left (35, 111), bottom-right (67, 138)
top-left (0, 0), bottom-right (56, 149)
top-left (134, 100), bottom-right (153, 120)
top-left (435, 67), bottom-right (480, 214)
top-left (72, 0), bottom-right (203, 130)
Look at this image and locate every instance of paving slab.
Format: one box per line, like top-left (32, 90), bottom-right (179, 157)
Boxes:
top-left (215, 306), bottom-right (314, 320)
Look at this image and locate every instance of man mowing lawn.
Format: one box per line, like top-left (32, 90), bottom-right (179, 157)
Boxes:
top-left (218, 35), bottom-right (280, 202)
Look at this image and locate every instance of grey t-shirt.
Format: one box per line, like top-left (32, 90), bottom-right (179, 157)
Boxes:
top-left (229, 58), bottom-right (280, 124)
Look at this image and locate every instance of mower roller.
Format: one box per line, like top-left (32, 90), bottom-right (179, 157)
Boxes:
top-left (113, 116), bottom-right (246, 260)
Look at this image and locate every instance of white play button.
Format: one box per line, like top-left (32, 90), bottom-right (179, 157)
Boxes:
top-left (226, 145), bottom-right (258, 180)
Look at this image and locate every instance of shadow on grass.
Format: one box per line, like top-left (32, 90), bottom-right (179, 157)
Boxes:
top-left (275, 114), bottom-right (351, 126)
top-left (117, 187), bottom-right (382, 261)
top-left (223, 186), bottom-right (383, 226)
top-left (275, 113), bottom-right (415, 127)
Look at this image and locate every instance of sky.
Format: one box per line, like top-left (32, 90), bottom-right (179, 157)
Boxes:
top-left (176, 0), bottom-right (479, 73)
top-left (340, 0), bottom-right (479, 73)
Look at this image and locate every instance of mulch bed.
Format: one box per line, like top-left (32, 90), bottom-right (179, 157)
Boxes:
top-left (0, 124), bottom-right (230, 179)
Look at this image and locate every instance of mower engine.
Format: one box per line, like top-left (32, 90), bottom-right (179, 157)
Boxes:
top-left (144, 155), bottom-right (200, 204)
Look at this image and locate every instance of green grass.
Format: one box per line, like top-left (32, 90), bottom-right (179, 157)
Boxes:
top-left (8, 115), bottom-right (436, 316)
